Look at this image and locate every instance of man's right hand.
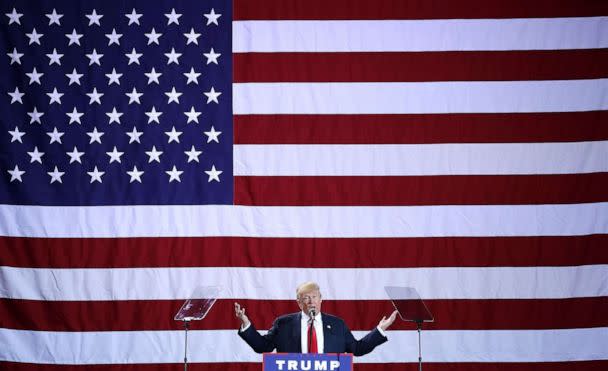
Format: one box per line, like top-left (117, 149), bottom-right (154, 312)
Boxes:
top-left (234, 302), bottom-right (251, 328)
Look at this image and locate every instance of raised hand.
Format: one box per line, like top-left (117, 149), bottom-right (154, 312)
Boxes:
top-left (234, 302), bottom-right (251, 328)
top-left (378, 310), bottom-right (399, 331)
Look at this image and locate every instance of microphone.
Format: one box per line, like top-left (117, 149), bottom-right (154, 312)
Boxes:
top-left (308, 308), bottom-right (316, 353)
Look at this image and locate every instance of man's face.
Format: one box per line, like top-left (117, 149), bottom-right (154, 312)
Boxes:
top-left (297, 289), bottom-right (322, 315)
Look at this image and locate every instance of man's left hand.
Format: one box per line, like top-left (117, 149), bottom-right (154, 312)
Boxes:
top-left (378, 310), bottom-right (398, 331)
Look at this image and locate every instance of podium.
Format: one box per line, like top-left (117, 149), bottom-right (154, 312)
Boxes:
top-left (263, 353), bottom-right (353, 371)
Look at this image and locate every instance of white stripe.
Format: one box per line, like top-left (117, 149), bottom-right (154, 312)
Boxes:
top-left (1, 265), bottom-right (605, 300)
top-left (1, 203), bottom-right (607, 238)
top-left (233, 18), bottom-right (608, 52)
top-left (1, 328), bottom-right (606, 364)
top-left (234, 141), bottom-right (608, 176)
top-left (233, 80), bottom-right (608, 114)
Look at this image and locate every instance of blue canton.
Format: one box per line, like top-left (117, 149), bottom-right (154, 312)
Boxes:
top-left (0, 0), bottom-right (232, 205)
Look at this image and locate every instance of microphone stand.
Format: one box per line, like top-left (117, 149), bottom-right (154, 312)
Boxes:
top-left (182, 320), bottom-right (189, 371)
top-left (308, 309), bottom-right (316, 353)
top-left (416, 320), bottom-right (423, 371)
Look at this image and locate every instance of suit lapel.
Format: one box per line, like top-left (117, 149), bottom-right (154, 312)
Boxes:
top-left (322, 313), bottom-right (335, 352)
top-left (291, 312), bottom-right (302, 352)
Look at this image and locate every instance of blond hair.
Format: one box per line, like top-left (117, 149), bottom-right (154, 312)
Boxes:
top-left (296, 281), bottom-right (320, 298)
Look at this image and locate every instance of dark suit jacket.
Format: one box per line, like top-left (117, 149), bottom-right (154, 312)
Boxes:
top-left (238, 312), bottom-right (387, 356)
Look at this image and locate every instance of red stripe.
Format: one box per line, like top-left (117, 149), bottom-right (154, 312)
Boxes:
top-left (234, 50), bottom-right (608, 83)
top-left (235, 174), bottom-right (608, 206)
top-left (233, 112), bottom-right (608, 144)
top-left (1, 298), bottom-right (605, 331)
top-left (2, 235), bottom-right (606, 268)
top-left (2, 362), bottom-right (607, 371)
top-left (234, 0), bottom-right (608, 20)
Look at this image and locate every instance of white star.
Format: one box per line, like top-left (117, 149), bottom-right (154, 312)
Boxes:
top-left (127, 166), bottom-right (144, 183)
top-left (165, 126), bottom-right (183, 143)
top-left (145, 106), bottom-right (162, 124)
top-left (86, 87), bottom-right (103, 105)
top-left (165, 87), bottom-right (182, 104)
top-left (125, 9), bottom-right (142, 25)
top-left (184, 28), bottom-right (201, 45)
top-left (86, 10), bottom-right (103, 26)
top-left (204, 48), bottom-right (221, 65)
top-left (184, 145), bottom-right (202, 163)
top-left (106, 107), bottom-right (123, 124)
top-left (86, 49), bottom-right (103, 66)
top-left (46, 127), bottom-right (64, 144)
top-left (145, 67), bottom-right (162, 84)
top-left (184, 67), bottom-right (201, 84)
top-left (47, 166), bottom-right (65, 184)
top-left (87, 166), bottom-right (105, 183)
top-left (105, 68), bottom-right (123, 85)
top-left (126, 126), bottom-right (143, 143)
top-left (184, 106), bottom-right (202, 123)
top-left (46, 9), bottom-right (63, 26)
top-left (27, 146), bottom-right (44, 163)
top-left (106, 146), bottom-right (124, 164)
top-left (66, 146), bottom-right (85, 164)
top-left (46, 87), bottom-right (64, 104)
top-left (46, 48), bottom-right (63, 65)
top-left (126, 48), bottom-right (142, 65)
top-left (8, 126), bottom-right (25, 143)
top-left (8, 165), bottom-right (25, 183)
top-left (165, 48), bottom-right (182, 65)
top-left (66, 107), bottom-right (84, 125)
top-left (66, 68), bottom-right (83, 85)
top-left (204, 126), bottom-right (222, 143)
top-left (6, 8), bottom-right (23, 25)
top-left (65, 29), bottom-right (83, 46)
top-left (145, 28), bottom-right (162, 45)
top-left (8, 87), bottom-right (24, 104)
top-left (165, 165), bottom-right (184, 182)
top-left (125, 48), bottom-right (143, 64)
top-left (26, 67), bottom-right (44, 85)
top-left (87, 127), bottom-right (104, 144)
top-left (205, 165), bottom-right (222, 182)
top-left (204, 8), bottom-right (222, 26)
top-left (145, 146), bottom-right (163, 163)
top-left (7, 48), bottom-right (23, 65)
top-left (204, 87), bottom-right (222, 104)
top-left (165, 8), bottom-right (182, 25)
top-left (105, 28), bottom-right (122, 45)
top-left (26, 28), bottom-right (44, 45)
top-left (27, 107), bottom-right (44, 124)
top-left (125, 87), bottom-right (143, 104)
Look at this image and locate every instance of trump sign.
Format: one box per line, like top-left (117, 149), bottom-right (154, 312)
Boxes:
top-left (263, 353), bottom-right (353, 371)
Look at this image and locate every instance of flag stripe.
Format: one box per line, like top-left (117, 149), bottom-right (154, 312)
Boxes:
top-left (2, 203), bottom-right (607, 238)
top-left (233, 80), bottom-right (608, 114)
top-left (234, 142), bottom-right (608, 176)
top-left (3, 235), bottom-right (606, 268)
top-left (2, 298), bottom-right (606, 331)
top-left (2, 361), bottom-right (608, 371)
top-left (234, 0), bottom-right (608, 20)
top-left (233, 18), bottom-right (608, 52)
top-left (1, 265), bottom-right (605, 301)
top-left (1, 328), bottom-right (606, 364)
top-left (233, 112), bottom-right (608, 144)
top-left (234, 174), bottom-right (608, 206)
top-left (234, 50), bottom-right (608, 82)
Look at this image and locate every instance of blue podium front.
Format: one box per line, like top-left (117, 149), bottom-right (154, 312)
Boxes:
top-left (263, 353), bottom-right (353, 371)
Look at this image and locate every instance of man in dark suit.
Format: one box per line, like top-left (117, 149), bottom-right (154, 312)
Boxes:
top-left (235, 281), bottom-right (398, 356)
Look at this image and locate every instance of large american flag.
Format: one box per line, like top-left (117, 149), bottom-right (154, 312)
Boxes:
top-left (1, 0), bottom-right (607, 370)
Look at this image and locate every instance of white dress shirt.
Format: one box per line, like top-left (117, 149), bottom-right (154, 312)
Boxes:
top-left (301, 311), bottom-right (324, 353)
